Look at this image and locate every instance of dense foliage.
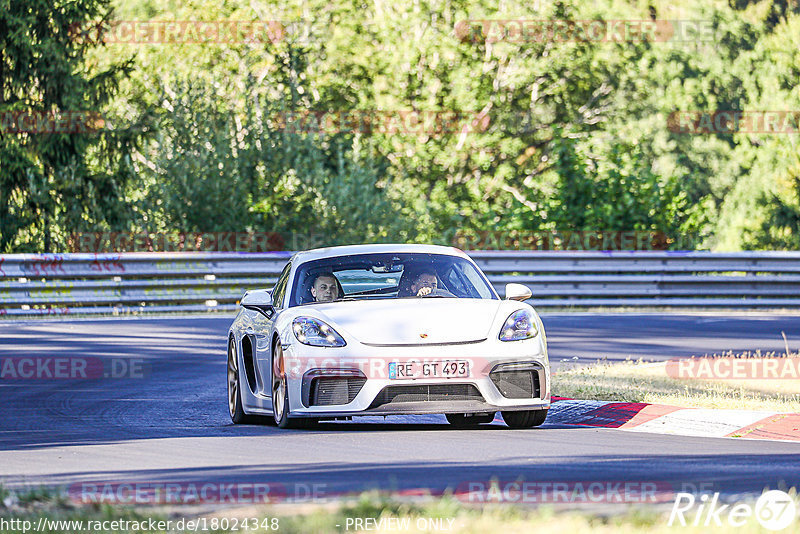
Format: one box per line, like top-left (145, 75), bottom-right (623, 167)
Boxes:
top-left (0, 0), bottom-right (144, 252)
top-left (1, 0), bottom-right (799, 251)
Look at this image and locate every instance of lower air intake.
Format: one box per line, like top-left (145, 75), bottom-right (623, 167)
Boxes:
top-left (490, 369), bottom-right (541, 399)
top-left (369, 384), bottom-right (483, 408)
top-left (310, 377), bottom-right (367, 406)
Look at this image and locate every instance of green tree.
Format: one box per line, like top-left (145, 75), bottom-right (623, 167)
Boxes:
top-left (0, 0), bottom-right (138, 252)
top-left (4, 0), bottom-right (799, 252)
top-left (130, 77), bottom-right (408, 245)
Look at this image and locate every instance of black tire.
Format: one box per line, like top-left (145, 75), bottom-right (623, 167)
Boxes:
top-left (446, 413), bottom-right (495, 427)
top-left (502, 409), bottom-right (548, 429)
top-left (228, 338), bottom-right (256, 424)
top-left (272, 344), bottom-right (317, 429)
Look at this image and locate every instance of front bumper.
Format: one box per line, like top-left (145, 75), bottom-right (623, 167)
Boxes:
top-left (282, 337), bottom-right (550, 418)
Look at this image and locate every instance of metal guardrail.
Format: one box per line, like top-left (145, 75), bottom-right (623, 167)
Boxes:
top-left (1, 251), bottom-right (799, 316)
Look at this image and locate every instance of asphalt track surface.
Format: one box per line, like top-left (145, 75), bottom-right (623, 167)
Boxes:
top-left (1, 313), bottom-right (799, 503)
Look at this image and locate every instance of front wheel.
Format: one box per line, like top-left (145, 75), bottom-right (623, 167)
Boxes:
top-left (228, 339), bottom-right (255, 424)
top-left (272, 344), bottom-right (316, 429)
top-left (502, 409), bottom-right (548, 429)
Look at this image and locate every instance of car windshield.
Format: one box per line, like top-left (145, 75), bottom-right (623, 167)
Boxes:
top-left (289, 252), bottom-right (497, 307)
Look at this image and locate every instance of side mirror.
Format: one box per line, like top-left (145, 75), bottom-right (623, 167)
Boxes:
top-left (504, 283), bottom-right (532, 302)
top-left (241, 289), bottom-right (274, 318)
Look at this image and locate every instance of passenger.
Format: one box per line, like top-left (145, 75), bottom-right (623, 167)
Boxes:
top-left (310, 272), bottom-right (340, 302)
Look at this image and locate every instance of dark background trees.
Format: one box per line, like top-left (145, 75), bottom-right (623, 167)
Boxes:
top-left (0, 0), bottom-right (142, 252)
top-left (1, 0), bottom-right (798, 251)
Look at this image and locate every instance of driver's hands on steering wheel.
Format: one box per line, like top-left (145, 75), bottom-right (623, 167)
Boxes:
top-left (416, 286), bottom-right (433, 297)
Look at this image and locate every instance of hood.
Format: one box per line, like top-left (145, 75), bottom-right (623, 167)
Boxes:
top-left (308, 298), bottom-right (505, 345)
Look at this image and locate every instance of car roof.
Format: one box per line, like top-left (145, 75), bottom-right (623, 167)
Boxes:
top-left (289, 243), bottom-right (470, 265)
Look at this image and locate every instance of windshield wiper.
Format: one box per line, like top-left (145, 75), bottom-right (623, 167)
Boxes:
top-left (335, 296), bottom-right (393, 302)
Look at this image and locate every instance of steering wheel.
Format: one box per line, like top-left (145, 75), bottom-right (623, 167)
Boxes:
top-left (422, 288), bottom-right (457, 298)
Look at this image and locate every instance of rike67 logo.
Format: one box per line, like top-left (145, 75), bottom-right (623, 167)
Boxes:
top-left (669, 490), bottom-right (797, 530)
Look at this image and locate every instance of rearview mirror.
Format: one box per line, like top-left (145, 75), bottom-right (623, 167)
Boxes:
top-left (504, 283), bottom-right (532, 302)
top-left (371, 263), bottom-right (403, 273)
top-left (241, 289), bottom-right (274, 318)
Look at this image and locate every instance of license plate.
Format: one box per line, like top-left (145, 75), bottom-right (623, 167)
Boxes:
top-left (388, 360), bottom-right (470, 379)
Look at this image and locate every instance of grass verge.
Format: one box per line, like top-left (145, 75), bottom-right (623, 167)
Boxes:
top-left (2, 488), bottom-right (799, 534)
top-left (552, 350), bottom-right (800, 411)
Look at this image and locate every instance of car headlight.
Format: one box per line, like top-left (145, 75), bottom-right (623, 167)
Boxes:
top-left (499, 309), bottom-right (539, 341)
top-left (292, 317), bottom-right (346, 347)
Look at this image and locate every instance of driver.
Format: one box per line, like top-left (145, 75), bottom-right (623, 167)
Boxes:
top-left (310, 272), bottom-right (339, 302)
top-left (409, 270), bottom-right (438, 297)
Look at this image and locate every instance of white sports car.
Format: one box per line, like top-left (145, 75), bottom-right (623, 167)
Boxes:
top-left (227, 244), bottom-right (550, 429)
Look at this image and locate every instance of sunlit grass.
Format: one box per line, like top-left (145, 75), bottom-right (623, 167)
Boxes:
top-left (553, 350), bottom-right (800, 412)
top-left (4, 486), bottom-right (799, 533)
